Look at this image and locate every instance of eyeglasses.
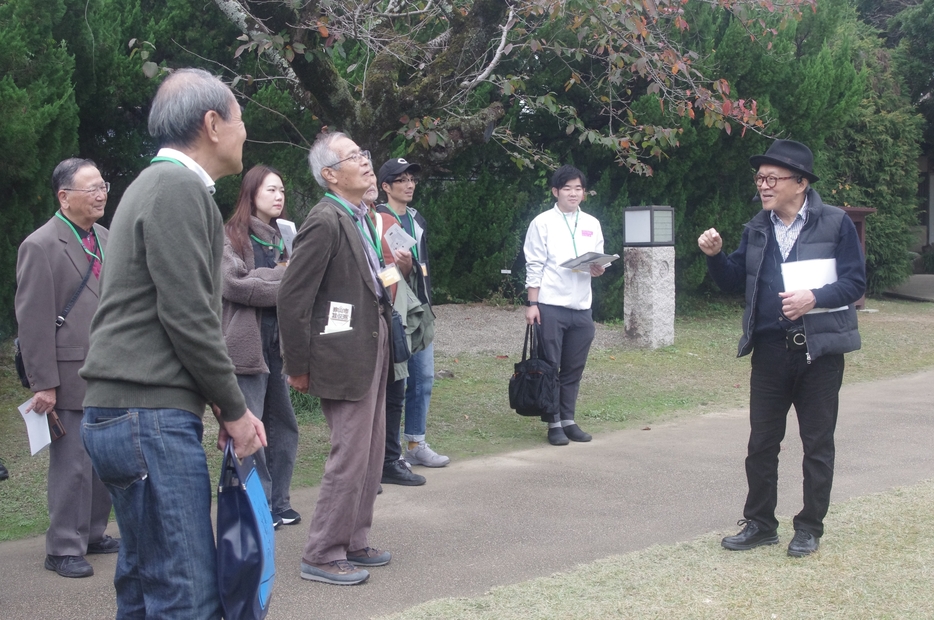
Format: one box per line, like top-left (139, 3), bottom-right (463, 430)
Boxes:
top-left (63, 182), bottom-right (110, 195)
top-left (325, 150), bottom-right (371, 168)
top-left (753, 174), bottom-right (797, 189)
top-left (392, 176), bottom-right (418, 185)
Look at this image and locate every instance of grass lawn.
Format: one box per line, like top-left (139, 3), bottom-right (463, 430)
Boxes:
top-left (377, 478), bottom-right (934, 620)
top-left (1, 297), bottom-right (932, 543)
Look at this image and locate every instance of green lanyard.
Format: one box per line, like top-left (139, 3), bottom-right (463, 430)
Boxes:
top-left (325, 193), bottom-right (384, 264)
top-left (250, 234), bottom-right (284, 254)
top-left (388, 209), bottom-right (419, 261)
top-left (150, 156), bottom-right (185, 167)
top-left (561, 208), bottom-right (580, 258)
top-left (55, 212), bottom-right (104, 263)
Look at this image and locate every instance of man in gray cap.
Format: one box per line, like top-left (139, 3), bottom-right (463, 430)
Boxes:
top-left (697, 139), bottom-right (865, 557)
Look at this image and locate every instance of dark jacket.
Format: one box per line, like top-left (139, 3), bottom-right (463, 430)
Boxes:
top-left (706, 187), bottom-right (865, 361)
top-left (277, 195), bottom-right (395, 401)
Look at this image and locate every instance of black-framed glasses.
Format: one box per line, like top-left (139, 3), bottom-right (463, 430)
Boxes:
top-left (753, 174), bottom-right (796, 189)
top-left (392, 176), bottom-right (418, 185)
top-left (62, 182), bottom-right (110, 195)
top-left (325, 150), bottom-right (371, 168)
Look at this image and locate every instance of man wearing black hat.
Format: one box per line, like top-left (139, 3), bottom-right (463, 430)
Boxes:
top-left (376, 158), bottom-right (450, 487)
top-left (698, 139), bottom-right (865, 557)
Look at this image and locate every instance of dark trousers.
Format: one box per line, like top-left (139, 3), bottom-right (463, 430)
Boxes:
top-left (744, 339), bottom-right (844, 538)
top-left (537, 304), bottom-right (596, 424)
top-left (384, 377), bottom-right (406, 465)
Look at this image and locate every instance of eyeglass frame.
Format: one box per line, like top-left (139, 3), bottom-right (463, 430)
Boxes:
top-left (753, 174), bottom-right (800, 189)
top-left (325, 150), bottom-right (371, 169)
top-left (391, 175), bottom-right (418, 185)
top-left (62, 182), bottom-right (111, 195)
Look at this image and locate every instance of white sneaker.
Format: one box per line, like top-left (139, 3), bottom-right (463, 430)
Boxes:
top-left (405, 442), bottom-right (450, 468)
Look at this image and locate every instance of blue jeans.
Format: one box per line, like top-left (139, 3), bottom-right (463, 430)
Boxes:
top-left (82, 407), bottom-right (221, 620)
top-left (403, 342), bottom-right (435, 442)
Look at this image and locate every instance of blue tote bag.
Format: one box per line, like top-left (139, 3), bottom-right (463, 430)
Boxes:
top-left (216, 439), bottom-right (276, 620)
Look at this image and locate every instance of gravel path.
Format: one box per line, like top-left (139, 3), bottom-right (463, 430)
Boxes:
top-left (431, 303), bottom-right (623, 357)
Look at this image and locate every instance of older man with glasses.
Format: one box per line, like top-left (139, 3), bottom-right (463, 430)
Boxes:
top-left (698, 139), bottom-right (866, 558)
top-left (278, 132), bottom-right (396, 586)
top-left (15, 158), bottom-right (117, 578)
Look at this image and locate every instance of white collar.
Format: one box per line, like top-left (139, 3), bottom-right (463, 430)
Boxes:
top-left (553, 203), bottom-right (580, 217)
top-left (156, 148), bottom-right (216, 195)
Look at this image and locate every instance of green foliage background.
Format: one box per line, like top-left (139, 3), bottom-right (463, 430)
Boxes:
top-left (0, 0), bottom-right (929, 334)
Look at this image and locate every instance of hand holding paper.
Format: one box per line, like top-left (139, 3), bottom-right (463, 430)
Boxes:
top-left (779, 289), bottom-right (817, 321)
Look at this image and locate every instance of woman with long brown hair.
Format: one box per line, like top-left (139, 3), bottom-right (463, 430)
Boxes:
top-left (222, 164), bottom-right (300, 528)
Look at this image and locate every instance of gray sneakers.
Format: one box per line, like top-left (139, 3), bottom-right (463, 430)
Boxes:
top-left (405, 441), bottom-right (450, 467)
top-left (300, 559), bottom-right (369, 585)
top-left (347, 547), bottom-right (392, 567)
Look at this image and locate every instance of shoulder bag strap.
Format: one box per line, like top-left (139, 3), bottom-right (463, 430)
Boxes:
top-left (56, 259), bottom-right (95, 329)
top-left (521, 323), bottom-right (533, 362)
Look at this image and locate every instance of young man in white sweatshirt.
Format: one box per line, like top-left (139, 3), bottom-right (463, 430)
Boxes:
top-left (523, 165), bottom-right (605, 446)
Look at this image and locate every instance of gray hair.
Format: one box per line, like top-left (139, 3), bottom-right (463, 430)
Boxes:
top-left (148, 68), bottom-right (235, 149)
top-left (52, 158), bottom-right (98, 194)
top-left (308, 132), bottom-right (348, 188)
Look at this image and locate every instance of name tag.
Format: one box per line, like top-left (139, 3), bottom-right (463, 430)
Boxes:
top-left (378, 265), bottom-right (402, 287)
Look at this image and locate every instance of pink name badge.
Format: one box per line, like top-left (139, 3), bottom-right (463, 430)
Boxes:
top-left (582, 230), bottom-right (593, 237)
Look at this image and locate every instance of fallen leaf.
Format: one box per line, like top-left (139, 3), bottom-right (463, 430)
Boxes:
top-left (642, 426), bottom-right (651, 431)
top-left (609, 356), bottom-right (616, 360)
top-left (496, 355), bottom-right (509, 359)
top-left (733, 384), bottom-right (741, 388)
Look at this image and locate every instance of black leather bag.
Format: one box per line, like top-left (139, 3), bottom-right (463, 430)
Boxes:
top-left (13, 338), bottom-right (29, 388)
top-left (217, 439), bottom-right (275, 620)
top-left (508, 323), bottom-right (560, 417)
top-left (390, 308), bottom-right (411, 364)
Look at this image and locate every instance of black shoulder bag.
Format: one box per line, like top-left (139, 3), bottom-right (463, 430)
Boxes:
top-left (508, 323), bottom-right (560, 417)
top-left (14, 259), bottom-right (95, 388)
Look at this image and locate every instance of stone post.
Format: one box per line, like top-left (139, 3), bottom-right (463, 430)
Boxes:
top-left (623, 246), bottom-right (675, 348)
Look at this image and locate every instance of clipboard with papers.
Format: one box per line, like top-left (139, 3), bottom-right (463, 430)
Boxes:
top-left (559, 252), bottom-right (619, 272)
top-left (780, 258), bottom-right (848, 313)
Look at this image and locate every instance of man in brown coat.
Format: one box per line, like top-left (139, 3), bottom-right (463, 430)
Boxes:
top-left (15, 158), bottom-right (117, 578)
top-left (278, 132), bottom-right (394, 586)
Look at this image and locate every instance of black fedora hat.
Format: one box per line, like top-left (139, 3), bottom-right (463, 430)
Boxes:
top-left (749, 139), bottom-right (819, 183)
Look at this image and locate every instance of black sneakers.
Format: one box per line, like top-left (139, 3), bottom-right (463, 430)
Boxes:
top-left (0, 459), bottom-right (8, 481)
top-left (87, 535), bottom-right (120, 554)
top-left (276, 508), bottom-right (302, 525)
top-left (547, 427), bottom-right (569, 446)
top-left (45, 554), bottom-right (93, 578)
top-left (721, 519), bottom-right (780, 550)
top-left (381, 459), bottom-right (426, 486)
top-left (563, 424), bottom-right (592, 442)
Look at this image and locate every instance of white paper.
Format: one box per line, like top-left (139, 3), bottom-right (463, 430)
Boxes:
top-left (276, 219), bottom-right (297, 257)
top-left (322, 301), bottom-right (353, 334)
top-left (19, 399), bottom-right (51, 456)
top-left (384, 223), bottom-right (417, 254)
top-left (780, 258), bottom-right (847, 314)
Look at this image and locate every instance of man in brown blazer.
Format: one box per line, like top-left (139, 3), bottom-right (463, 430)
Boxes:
top-left (15, 158), bottom-right (117, 578)
top-left (278, 132), bottom-right (395, 586)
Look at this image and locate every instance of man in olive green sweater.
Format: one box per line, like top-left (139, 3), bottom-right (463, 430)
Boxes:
top-left (80, 68), bottom-right (265, 619)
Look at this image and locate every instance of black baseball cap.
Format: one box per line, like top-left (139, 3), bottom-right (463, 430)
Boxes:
top-left (378, 158), bottom-right (422, 188)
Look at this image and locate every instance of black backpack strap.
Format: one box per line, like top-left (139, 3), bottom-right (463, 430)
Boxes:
top-left (56, 259), bottom-right (95, 328)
